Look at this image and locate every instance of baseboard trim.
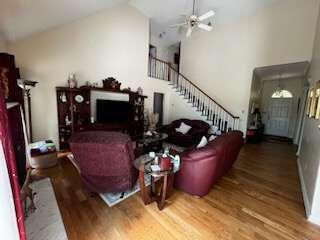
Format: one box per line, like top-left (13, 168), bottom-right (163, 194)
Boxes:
top-left (297, 158), bottom-right (311, 217)
top-left (297, 158), bottom-right (320, 225)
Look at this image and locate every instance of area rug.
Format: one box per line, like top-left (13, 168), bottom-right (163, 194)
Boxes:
top-left (99, 174), bottom-right (151, 207)
top-left (25, 178), bottom-right (68, 240)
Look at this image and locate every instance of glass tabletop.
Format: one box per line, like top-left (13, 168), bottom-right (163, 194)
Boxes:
top-left (133, 153), bottom-right (179, 177)
top-left (140, 133), bottom-right (168, 145)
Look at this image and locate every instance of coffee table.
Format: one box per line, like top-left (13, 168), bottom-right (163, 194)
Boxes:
top-left (138, 133), bottom-right (168, 153)
top-left (133, 153), bottom-right (179, 210)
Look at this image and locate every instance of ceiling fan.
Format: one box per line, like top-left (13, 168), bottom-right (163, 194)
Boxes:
top-left (171, 0), bottom-right (215, 38)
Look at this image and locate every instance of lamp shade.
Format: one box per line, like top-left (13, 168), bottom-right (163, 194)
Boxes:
top-left (17, 79), bottom-right (38, 90)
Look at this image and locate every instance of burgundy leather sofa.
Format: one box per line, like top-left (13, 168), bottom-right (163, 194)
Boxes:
top-left (174, 131), bottom-right (244, 197)
top-left (69, 131), bottom-right (138, 193)
top-left (159, 119), bottom-right (210, 147)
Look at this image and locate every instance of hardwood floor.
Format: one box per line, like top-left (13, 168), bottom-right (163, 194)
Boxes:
top-left (33, 142), bottom-right (320, 240)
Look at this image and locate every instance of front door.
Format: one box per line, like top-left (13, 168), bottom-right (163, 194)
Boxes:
top-left (265, 98), bottom-right (293, 137)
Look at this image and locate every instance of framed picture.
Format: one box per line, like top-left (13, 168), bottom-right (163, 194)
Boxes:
top-left (306, 81), bottom-right (320, 119)
top-left (306, 88), bottom-right (313, 117)
top-left (315, 81), bottom-right (320, 119)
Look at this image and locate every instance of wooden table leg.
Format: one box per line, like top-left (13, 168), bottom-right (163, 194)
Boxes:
top-left (166, 173), bottom-right (174, 199)
top-left (151, 175), bottom-right (156, 195)
top-left (157, 174), bottom-right (168, 210)
top-left (139, 170), bottom-right (152, 205)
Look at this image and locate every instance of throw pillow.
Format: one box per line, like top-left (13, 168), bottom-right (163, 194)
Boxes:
top-left (208, 125), bottom-right (219, 134)
top-left (175, 122), bottom-right (192, 134)
top-left (209, 135), bottom-right (217, 141)
top-left (197, 136), bottom-right (208, 148)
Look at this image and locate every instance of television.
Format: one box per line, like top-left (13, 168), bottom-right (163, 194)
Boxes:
top-left (96, 99), bottom-right (131, 123)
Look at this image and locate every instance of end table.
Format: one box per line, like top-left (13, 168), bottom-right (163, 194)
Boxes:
top-left (133, 154), bottom-right (179, 210)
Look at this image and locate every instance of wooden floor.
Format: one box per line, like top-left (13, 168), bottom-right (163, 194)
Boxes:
top-left (33, 142), bottom-right (320, 240)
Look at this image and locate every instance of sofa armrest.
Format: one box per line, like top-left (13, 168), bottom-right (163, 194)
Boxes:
top-left (181, 146), bottom-right (217, 163)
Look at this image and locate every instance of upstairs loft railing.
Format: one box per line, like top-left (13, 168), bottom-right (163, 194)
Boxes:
top-left (148, 56), bottom-right (240, 132)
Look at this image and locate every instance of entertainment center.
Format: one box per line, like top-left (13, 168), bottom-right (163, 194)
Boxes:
top-left (56, 86), bottom-right (147, 150)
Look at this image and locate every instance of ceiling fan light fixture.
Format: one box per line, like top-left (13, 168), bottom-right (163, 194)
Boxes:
top-left (170, 0), bottom-right (216, 38)
top-left (198, 10), bottom-right (215, 21)
top-left (198, 23), bottom-right (213, 31)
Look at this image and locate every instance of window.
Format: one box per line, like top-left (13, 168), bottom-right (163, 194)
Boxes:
top-left (271, 90), bottom-right (293, 98)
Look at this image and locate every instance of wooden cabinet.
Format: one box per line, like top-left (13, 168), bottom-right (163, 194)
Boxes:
top-left (0, 53), bottom-right (23, 104)
top-left (56, 87), bottom-right (146, 150)
top-left (129, 93), bottom-right (146, 137)
top-left (1, 53), bottom-right (27, 186)
top-left (56, 87), bottom-right (90, 149)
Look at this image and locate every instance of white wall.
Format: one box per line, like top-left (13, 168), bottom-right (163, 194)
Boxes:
top-left (180, 0), bottom-right (319, 134)
top-left (299, 2), bottom-right (320, 224)
top-left (0, 142), bottom-right (20, 240)
top-left (8, 4), bottom-right (151, 147)
top-left (0, 37), bottom-right (7, 52)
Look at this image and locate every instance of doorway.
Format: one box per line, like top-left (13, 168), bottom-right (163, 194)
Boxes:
top-left (264, 93), bottom-right (293, 137)
top-left (149, 45), bottom-right (157, 58)
top-left (153, 92), bottom-right (164, 127)
top-left (247, 61), bottom-right (309, 143)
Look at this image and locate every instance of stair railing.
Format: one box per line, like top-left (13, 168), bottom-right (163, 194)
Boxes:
top-left (148, 56), bottom-right (240, 131)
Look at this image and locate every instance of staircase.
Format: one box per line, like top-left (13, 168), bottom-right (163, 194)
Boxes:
top-left (148, 56), bottom-right (240, 132)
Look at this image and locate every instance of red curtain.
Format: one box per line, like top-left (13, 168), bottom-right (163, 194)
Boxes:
top-left (0, 89), bottom-right (26, 239)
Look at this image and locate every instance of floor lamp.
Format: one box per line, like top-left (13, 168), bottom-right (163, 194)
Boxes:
top-left (17, 79), bottom-right (38, 142)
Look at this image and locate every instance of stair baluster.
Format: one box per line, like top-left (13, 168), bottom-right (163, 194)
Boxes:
top-left (148, 56), bottom-right (240, 132)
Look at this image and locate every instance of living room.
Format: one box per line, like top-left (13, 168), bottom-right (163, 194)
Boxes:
top-left (2, 0), bottom-right (320, 239)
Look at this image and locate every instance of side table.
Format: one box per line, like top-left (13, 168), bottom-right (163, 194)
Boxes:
top-left (133, 154), bottom-right (179, 210)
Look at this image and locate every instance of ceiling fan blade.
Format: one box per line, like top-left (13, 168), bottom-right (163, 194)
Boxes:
top-left (186, 27), bottom-right (193, 38)
top-left (170, 22), bottom-right (187, 28)
top-left (198, 10), bottom-right (215, 21)
top-left (198, 23), bottom-right (213, 31)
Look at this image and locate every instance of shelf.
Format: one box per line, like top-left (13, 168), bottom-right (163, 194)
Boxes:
top-left (56, 86), bottom-right (148, 98)
top-left (56, 87), bottom-right (81, 92)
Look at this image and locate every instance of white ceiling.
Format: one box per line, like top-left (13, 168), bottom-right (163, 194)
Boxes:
top-left (254, 62), bottom-right (310, 81)
top-left (130, 0), bottom-right (279, 47)
top-left (0, 0), bottom-right (279, 43)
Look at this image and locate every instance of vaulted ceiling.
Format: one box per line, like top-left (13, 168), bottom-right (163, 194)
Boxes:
top-left (0, 0), bottom-right (279, 43)
top-left (131, 0), bottom-right (279, 46)
top-left (0, 0), bottom-right (126, 41)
